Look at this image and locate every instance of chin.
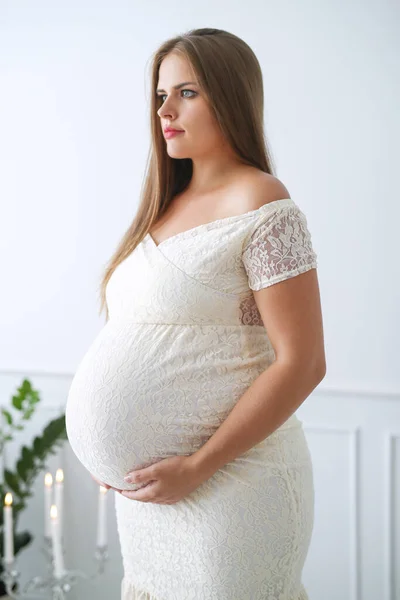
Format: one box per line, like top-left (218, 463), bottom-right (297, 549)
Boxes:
top-left (166, 148), bottom-right (191, 159)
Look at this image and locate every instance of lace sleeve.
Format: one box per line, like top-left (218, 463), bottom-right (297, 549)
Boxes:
top-left (242, 204), bottom-right (318, 291)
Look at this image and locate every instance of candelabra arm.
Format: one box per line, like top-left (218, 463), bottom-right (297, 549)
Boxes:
top-left (1, 541), bottom-right (109, 599)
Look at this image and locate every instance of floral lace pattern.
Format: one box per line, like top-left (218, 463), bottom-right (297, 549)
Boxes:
top-left (65, 198), bottom-right (318, 599)
top-left (239, 293), bottom-right (264, 326)
top-left (116, 425), bottom-right (314, 600)
top-left (242, 203), bottom-right (318, 291)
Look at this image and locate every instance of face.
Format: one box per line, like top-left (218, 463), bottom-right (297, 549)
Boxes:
top-left (156, 53), bottom-right (229, 159)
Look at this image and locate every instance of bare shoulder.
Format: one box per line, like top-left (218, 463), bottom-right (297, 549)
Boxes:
top-left (236, 169), bottom-right (291, 211)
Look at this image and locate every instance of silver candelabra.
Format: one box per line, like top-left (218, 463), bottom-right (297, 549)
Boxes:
top-left (1, 536), bottom-right (108, 599)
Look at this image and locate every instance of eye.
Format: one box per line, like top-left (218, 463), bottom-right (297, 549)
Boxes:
top-left (181, 89), bottom-right (197, 98)
top-left (157, 89), bottom-right (198, 103)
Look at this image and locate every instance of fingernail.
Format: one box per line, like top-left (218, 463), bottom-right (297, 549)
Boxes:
top-left (124, 475), bottom-right (133, 483)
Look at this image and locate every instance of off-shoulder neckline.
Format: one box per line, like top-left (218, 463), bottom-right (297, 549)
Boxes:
top-left (146, 197), bottom-right (295, 248)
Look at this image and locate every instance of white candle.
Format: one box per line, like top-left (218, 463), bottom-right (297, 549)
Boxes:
top-left (50, 505), bottom-right (65, 579)
top-left (55, 469), bottom-right (64, 540)
top-left (3, 493), bottom-right (14, 564)
top-left (96, 486), bottom-right (108, 548)
top-left (44, 473), bottom-right (53, 539)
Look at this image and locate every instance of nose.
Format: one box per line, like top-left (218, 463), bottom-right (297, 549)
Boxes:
top-left (157, 96), bottom-right (176, 119)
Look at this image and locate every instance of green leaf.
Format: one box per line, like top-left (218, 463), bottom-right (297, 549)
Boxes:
top-left (0, 381), bottom-right (67, 560)
top-left (11, 395), bottom-right (22, 411)
top-left (22, 407), bottom-right (35, 420)
top-left (4, 470), bottom-right (22, 498)
top-left (31, 392), bottom-right (40, 404)
top-left (21, 446), bottom-right (34, 469)
top-left (16, 459), bottom-right (28, 482)
top-left (14, 530), bottom-right (33, 555)
top-left (1, 409), bottom-right (13, 425)
top-left (33, 436), bottom-right (45, 458)
top-left (20, 380), bottom-right (32, 393)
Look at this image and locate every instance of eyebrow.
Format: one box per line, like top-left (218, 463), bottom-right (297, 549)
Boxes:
top-left (156, 81), bottom-right (198, 93)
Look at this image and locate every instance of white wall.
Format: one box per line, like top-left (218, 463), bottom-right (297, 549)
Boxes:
top-left (1, 1), bottom-right (399, 598)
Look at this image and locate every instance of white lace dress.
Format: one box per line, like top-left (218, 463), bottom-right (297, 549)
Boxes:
top-left (65, 197), bottom-right (318, 600)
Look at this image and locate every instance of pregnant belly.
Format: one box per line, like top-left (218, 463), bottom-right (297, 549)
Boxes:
top-left (65, 320), bottom-right (273, 491)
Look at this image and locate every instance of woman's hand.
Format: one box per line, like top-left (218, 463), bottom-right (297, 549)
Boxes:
top-left (120, 455), bottom-right (205, 505)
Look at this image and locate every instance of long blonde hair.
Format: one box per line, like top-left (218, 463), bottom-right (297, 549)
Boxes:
top-left (98, 27), bottom-right (276, 322)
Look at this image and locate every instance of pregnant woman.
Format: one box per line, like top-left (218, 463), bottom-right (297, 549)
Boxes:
top-left (66, 27), bottom-right (326, 600)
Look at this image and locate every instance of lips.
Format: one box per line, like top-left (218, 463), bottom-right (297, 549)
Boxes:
top-left (164, 130), bottom-right (185, 139)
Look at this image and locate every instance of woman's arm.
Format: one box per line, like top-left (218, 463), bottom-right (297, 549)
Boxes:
top-left (190, 358), bottom-right (324, 481)
top-left (191, 267), bottom-right (326, 480)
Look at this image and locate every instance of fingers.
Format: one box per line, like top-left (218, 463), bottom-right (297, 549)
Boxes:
top-left (120, 485), bottom-right (155, 501)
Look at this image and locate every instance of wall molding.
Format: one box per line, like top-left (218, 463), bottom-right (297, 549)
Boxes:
top-left (304, 426), bottom-right (362, 600)
top-left (384, 432), bottom-right (400, 600)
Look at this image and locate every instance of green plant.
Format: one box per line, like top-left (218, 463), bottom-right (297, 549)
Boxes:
top-left (0, 379), bottom-right (67, 595)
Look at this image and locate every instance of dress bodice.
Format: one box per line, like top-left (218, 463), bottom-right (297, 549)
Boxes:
top-left (105, 198), bottom-right (318, 328)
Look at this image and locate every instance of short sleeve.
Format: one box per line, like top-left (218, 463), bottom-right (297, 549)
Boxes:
top-left (242, 203), bottom-right (318, 291)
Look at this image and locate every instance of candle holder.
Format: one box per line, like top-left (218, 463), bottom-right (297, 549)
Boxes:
top-left (1, 537), bottom-right (109, 599)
